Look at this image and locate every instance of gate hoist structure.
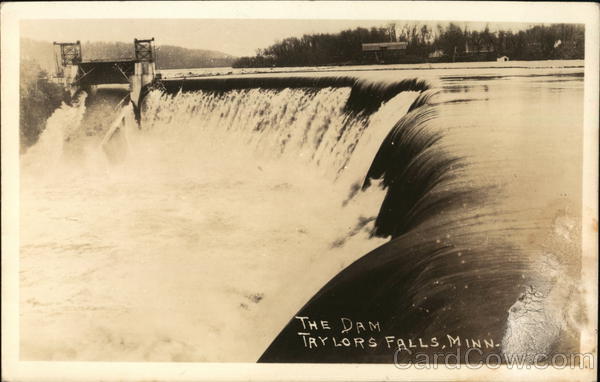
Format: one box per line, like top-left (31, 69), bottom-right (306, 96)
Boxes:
top-left (53, 38), bottom-right (157, 121)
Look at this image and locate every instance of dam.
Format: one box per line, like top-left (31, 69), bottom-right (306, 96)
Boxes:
top-left (21, 55), bottom-right (585, 363)
top-left (53, 39), bottom-right (430, 123)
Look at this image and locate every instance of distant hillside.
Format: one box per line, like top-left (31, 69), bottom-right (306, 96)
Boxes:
top-left (20, 38), bottom-right (236, 73)
top-left (21, 39), bottom-right (56, 73)
top-left (156, 45), bottom-right (235, 69)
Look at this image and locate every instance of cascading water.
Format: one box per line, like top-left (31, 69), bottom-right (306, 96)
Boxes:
top-left (138, 87), bottom-right (418, 179)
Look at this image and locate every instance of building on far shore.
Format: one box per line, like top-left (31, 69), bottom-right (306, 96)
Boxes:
top-left (362, 42), bottom-right (408, 63)
top-left (428, 49), bottom-right (444, 59)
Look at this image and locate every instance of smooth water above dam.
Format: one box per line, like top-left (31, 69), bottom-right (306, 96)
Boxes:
top-left (20, 64), bottom-right (583, 362)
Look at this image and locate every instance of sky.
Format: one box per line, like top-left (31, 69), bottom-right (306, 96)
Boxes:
top-left (21, 19), bottom-right (535, 57)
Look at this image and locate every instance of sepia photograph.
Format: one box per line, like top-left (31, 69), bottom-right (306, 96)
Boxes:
top-left (1, 1), bottom-right (598, 381)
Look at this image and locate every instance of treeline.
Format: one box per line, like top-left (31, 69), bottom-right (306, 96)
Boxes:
top-left (21, 38), bottom-right (236, 73)
top-left (232, 23), bottom-right (584, 67)
top-left (234, 27), bottom-right (395, 67)
top-left (20, 59), bottom-right (66, 151)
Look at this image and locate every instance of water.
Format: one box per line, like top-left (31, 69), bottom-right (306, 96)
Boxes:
top-left (19, 63), bottom-right (583, 362)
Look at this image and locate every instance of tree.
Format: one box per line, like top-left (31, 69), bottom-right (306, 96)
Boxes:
top-left (437, 23), bottom-right (466, 61)
top-left (20, 59), bottom-right (65, 151)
